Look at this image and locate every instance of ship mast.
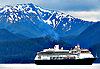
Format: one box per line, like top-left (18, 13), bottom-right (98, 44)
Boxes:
top-left (96, 53), bottom-right (98, 58)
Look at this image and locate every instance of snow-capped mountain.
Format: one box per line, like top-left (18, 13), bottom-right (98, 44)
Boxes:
top-left (0, 3), bottom-right (56, 38)
top-left (0, 3), bottom-right (96, 38)
top-left (0, 4), bottom-right (94, 31)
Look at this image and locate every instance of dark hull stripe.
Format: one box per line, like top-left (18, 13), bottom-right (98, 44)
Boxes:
top-left (35, 58), bottom-right (96, 65)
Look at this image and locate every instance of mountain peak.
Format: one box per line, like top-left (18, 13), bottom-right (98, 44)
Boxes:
top-left (0, 3), bottom-right (95, 32)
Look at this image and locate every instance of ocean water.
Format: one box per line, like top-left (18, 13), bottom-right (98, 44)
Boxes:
top-left (0, 64), bottom-right (100, 69)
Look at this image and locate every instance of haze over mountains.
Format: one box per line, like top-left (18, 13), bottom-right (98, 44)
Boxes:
top-left (0, 3), bottom-right (99, 63)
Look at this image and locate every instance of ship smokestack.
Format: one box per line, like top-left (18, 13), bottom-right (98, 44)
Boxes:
top-left (61, 47), bottom-right (63, 50)
top-left (54, 45), bottom-right (59, 50)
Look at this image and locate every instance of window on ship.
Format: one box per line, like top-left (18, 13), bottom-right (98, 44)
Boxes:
top-left (81, 51), bottom-right (90, 53)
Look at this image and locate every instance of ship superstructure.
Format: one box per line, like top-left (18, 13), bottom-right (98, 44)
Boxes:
top-left (34, 44), bottom-right (96, 65)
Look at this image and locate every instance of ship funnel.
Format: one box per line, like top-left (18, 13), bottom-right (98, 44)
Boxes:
top-left (54, 45), bottom-right (59, 50)
top-left (74, 44), bottom-right (81, 50)
top-left (61, 47), bottom-right (63, 50)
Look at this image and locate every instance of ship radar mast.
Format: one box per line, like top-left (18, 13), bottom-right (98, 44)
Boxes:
top-left (96, 53), bottom-right (98, 58)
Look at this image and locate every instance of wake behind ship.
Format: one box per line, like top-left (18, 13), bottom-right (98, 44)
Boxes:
top-left (34, 44), bottom-right (96, 65)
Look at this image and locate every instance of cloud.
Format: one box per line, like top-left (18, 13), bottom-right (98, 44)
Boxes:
top-left (31, 0), bottom-right (100, 11)
top-left (66, 11), bottom-right (100, 22)
top-left (0, 0), bottom-right (100, 11)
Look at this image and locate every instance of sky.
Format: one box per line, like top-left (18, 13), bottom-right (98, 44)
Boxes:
top-left (0, 0), bottom-right (100, 21)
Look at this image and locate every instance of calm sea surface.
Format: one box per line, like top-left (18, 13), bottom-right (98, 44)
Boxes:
top-left (0, 64), bottom-right (100, 69)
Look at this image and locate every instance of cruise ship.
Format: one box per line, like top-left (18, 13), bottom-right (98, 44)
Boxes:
top-left (34, 44), bottom-right (96, 65)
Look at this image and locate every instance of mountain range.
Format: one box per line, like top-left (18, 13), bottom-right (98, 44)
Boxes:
top-left (0, 3), bottom-right (99, 63)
